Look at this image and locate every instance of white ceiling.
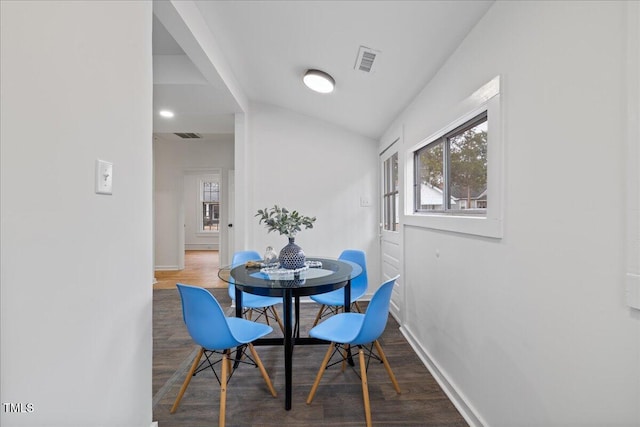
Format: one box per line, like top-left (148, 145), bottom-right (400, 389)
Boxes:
top-left (153, 0), bottom-right (494, 141)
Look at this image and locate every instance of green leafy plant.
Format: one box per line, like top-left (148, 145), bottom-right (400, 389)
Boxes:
top-left (256, 205), bottom-right (316, 238)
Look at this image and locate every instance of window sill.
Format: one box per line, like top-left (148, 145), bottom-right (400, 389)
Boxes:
top-left (404, 213), bottom-right (502, 239)
top-left (196, 231), bottom-right (219, 237)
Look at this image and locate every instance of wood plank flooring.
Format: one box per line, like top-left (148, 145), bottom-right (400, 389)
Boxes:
top-left (152, 256), bottom-right (469, 426)
top-left (154, 250), bottom-right (227, 290)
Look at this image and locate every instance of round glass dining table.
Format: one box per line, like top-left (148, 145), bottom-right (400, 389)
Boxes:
top-left (218, 257), bottom-right (362, 410)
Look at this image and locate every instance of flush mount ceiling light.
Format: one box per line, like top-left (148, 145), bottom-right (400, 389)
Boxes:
top-left (159, 110), bottom-right (174, 118)
top-left (303, 69), bottom-right (335, 94)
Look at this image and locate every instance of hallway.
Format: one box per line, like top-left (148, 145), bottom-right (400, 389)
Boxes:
top-left (154, 250), bottom-right (227, 290)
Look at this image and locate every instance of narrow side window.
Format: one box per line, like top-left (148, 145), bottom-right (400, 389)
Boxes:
top-left (200, 179), bottom-right (220, 232)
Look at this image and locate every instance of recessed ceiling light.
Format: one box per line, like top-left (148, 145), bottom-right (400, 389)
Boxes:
top-left (159, 110), bottom-right (174, 118)
top-left (303, 69), bottom-right (335, 94)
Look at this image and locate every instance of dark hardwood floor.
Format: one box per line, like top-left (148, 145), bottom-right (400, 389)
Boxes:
top-left (153, 287), bottom-right (469, 426)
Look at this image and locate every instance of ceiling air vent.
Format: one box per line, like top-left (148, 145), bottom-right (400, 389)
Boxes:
top-left (354, 46), bottom-right (380, 73)
top-left (174, 132), bottom-right (202, 139)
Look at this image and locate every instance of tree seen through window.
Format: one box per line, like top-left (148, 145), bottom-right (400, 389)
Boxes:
top-left (415, 112), bottom-right (487, 212)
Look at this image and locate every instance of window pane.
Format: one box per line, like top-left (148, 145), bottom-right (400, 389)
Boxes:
top-left (383, 156), bottom-right (391, 230)
top-left (391, 153), bottom-right (398, 231)
top-left (449, 120), bottom-right (487, 211)
top-left (416, 141), bottom-right (444, 211)
top-left (383, 153), bottom-right (399, 231)
top-left (202, 202), bottom-right (220, 231)
top-left (202, 181), bottom-right (219, 202)
top-left (392, 152), bottom-right (398, 193)
top-left (201, 180), bottom-right (220, 231)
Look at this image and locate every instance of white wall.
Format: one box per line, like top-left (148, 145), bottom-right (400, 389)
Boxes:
top-left (243, 103), bottom-right (381, 291)
top-left (154, 136), bottom-right (233, 268)
top-left (0, 2), bottom-right (153, 426)
top-left (626, 1), bottom-right (640, 311)
top-left (384, 1), bottom-right (640, 426)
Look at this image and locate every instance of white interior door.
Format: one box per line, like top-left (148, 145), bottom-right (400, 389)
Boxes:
top-left (380, 140), bottom-right (402, 320)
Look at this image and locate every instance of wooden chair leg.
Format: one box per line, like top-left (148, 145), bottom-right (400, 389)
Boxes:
top-left (312, 304), bottom-right (326, 327)
top-left (374, 340), bottom-right (401, 394)
top-left (219, 349), bottom-right (229, 427)
top-left (359, 349), bottom-right (372, 427)
top-left (170, 347), bottom-right (204, 414)
top-left (247, 309), bottom-right (253, 321)
top-left (262, 308), bottom-right (271, 326)
top-left (353, 301), bottom-right (363, 313)
top-left (307, 342), bottom-right (335, 404)
top-left (270, 306), bottom-right (285, 333)
top-left (248, 343), bottom-right (277, 397)
top-left (341, 344), bottom-right (350, 372)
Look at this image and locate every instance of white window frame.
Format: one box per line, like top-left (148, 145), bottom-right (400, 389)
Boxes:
top-left (413, 111), bottom-right (488, 215)
top-left (405, 76), bottom-right (504, 239)
top-left (197, 176), bottom-right (220, 236)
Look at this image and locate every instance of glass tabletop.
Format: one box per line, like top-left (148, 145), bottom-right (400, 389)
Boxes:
top-left (218, 257), bottom-right (362, 298)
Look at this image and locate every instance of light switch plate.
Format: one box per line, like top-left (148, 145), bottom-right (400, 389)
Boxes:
top-left (95, 159), bottom-right (113, 195)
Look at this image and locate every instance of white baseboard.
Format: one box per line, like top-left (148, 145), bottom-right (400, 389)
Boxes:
top-left (389, 307), bottom-right (401, 324)
top-left (399, 325), bottom-right (486, 427)
top-left (155, 265), bottom-right (180, 271)
top-left (151, 422), bottom-right (158, 427)
top-left (185, 244), bottom-right (219, 250)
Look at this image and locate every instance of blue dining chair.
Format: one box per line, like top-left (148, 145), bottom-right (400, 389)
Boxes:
top-left (310, 249), bottom-right (368, 326)
top-left (230, 250), bottom-right (284, 333)
top-left (306, 276), bottom-right (401, 427)
top-left (171, 284), bottom-right (277, 427)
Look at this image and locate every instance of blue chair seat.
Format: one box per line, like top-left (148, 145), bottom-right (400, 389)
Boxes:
top-left (226, 316), bottom-right (272, 343)
top-left (310, 288), bottom-right (366, 306)
top-left (310, 249), bottom-right (368, 326)
top-left (241, 292), bottom-right (282, 309)
top-left (230, 250), bottom-right (284, 332)
top-left (306, 276), bottom-right (401, 427)
top-left (171, 283), bottom-right (277, 426)
top-left (308, 313), bottom-right (364, 343)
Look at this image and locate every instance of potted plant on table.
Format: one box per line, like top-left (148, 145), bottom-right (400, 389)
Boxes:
top-left (256, 205), bottom-right (316, 269)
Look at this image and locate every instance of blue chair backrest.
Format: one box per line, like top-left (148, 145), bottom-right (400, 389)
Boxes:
top-left (339, 249), bottom-right (368, 296)
top-left (177, 283), bottom-right (238, 350)
top-left (351, 276), bottom-right (399, 345)
top-left (228, 250), bottom-right (262, 301)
